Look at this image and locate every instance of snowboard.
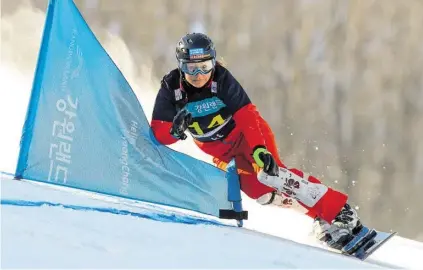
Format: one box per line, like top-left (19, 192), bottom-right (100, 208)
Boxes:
top-left (329, 226), bottom-right (397, 260)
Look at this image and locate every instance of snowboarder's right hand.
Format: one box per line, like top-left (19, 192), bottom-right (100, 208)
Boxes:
top-left (170, 109), bottom-right (192, 140)
top-left (252, 146), bottom-right (279, 176)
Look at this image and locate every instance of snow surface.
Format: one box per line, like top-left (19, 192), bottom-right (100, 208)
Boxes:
top-left (3, 172), bottom-right (420, 269)
top-left (1, 2), bottom-right (423, 268)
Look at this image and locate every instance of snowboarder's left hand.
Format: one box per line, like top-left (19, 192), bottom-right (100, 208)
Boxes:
top-left (252, 146), bottom-right (279, 176)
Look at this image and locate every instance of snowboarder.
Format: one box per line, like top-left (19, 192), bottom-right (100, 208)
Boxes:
top-left (151, 32), bottom-right (361, 251)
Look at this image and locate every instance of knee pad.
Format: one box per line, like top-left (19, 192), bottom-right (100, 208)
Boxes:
top-left (257, 167), bottom-right (328, 208)
top-left (256, 192), bottom-right (308, 213)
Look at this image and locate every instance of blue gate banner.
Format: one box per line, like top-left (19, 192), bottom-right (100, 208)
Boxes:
top-left (15, 0), bottom-right (233, 217)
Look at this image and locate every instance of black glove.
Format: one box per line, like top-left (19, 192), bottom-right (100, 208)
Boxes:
top-left (170, 109), bottom-right (192, 140)
top-left (252, 146), bottom-right (279, 176)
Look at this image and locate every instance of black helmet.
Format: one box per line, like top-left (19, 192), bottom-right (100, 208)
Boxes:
top-left (176, 33), bottom-right (216, 63)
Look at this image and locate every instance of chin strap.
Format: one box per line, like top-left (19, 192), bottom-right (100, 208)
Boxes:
top-left (174, 70), bottom-right (218, 108)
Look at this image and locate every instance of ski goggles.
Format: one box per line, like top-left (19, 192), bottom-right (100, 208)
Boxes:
top-left (179, 59), bottom-right (215, 76)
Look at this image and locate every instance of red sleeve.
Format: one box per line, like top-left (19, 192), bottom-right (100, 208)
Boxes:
top-left (232, 103), bottom-right (266, 149)
top-left (151, 120), bottom-right (178, 145)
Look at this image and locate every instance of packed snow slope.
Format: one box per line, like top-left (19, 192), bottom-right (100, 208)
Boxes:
top-left (1, 173), bottom-right (422, 269)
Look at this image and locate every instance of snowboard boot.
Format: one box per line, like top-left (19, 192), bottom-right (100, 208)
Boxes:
top-left (313, 203), bottom-right (363, 250)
